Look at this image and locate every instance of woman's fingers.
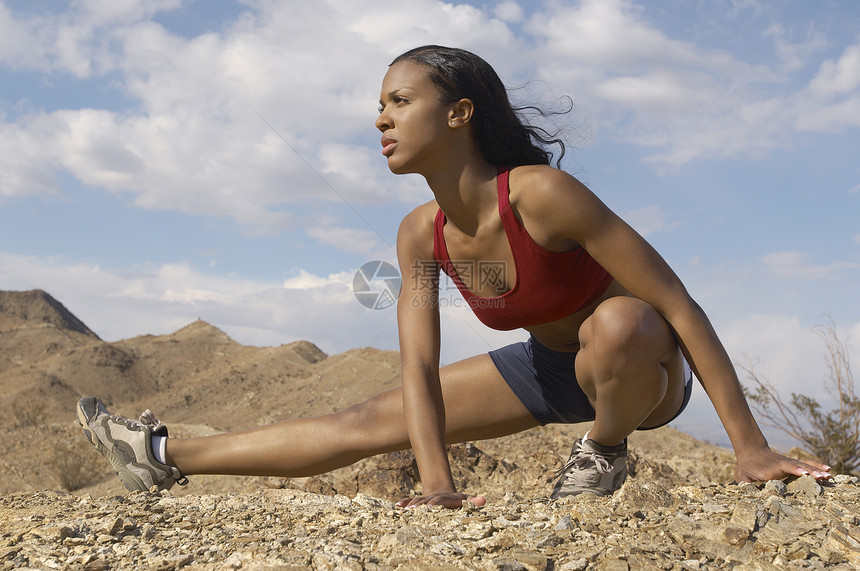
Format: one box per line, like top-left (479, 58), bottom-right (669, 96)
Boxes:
top-left (395, 492), bottom-right (487, 510)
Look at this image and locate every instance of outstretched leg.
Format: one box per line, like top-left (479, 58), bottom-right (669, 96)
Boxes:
top-left (165, 353), bottom-right (539, 477)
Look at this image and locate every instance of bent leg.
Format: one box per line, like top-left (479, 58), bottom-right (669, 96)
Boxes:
top-left (166, 353), bottom-right (538, 477)
top-left (574, 297), bottom-right (687, 446)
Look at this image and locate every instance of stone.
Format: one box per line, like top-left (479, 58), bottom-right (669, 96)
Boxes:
top-left (786, 474), bottom-right (822, 498)
top-left (554, 514), bottom-right (573, 530)
top-left (722, 526), bottom-right (749, 546)
top-left (560, 558), bottom-right (588, 571)
top-left (508, 549), bottom-right (548, 570)
top-left (728, 500), bottom-right (759, 532)
top-left (763, 479), bottom-right (787, 497)
top-left (826, 524), bottom-right (860, 566)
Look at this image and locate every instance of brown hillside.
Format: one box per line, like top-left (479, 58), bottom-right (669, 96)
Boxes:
top-left (0, 289), bottom-right (99, 339)
top-left (0, 289), bottom-right (402, 494)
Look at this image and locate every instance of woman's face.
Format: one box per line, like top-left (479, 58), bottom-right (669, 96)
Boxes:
top-left (375, 61), bottom-right (453, 175)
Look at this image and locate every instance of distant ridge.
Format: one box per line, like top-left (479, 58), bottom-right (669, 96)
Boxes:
top-left (0, 288), bottom-right (406, 495)
top-left (0, 289), bottom-right (100, 339)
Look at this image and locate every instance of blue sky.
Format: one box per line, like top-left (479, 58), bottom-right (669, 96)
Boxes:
top-left (1, 0), bottom-right (858, 447)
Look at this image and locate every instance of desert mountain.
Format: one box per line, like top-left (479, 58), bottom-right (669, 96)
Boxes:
top-left (0, 289), bottom-right (402, 494)
top-left (0, 289), bottom-right (99, 339)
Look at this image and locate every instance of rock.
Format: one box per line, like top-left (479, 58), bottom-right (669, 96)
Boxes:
top-left (825, 525), bottom-right (860, 566)
top-left (728, 500), bottom-right (759, 532)
top-left (554, 514), bottom-right (573, 530)
top-left (613, 479), bottom-right (677, 511)
top-left (561, 558), bottom-right (589, 571)
top-left (787, 474), bottom-right (823, 498)
top-left (763, 479), bottom-right (787, 497)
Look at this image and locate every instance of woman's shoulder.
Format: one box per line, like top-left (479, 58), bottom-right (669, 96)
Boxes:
top-left (508, 165), bottom-right (590, 215)
top-left (397, 199), bottom-right (439, 257)
top-left (401, 199), bottom-right (439, 228)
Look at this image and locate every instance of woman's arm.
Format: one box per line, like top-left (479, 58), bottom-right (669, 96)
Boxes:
top-left (516, 166), bottom-right (830, 481)
top-left (393, 205), bottom-right (486, 508)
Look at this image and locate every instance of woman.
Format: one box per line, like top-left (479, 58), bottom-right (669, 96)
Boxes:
top-left (77, 46), bottom-right (830, 509)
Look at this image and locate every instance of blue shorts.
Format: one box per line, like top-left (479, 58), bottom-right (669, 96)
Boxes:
top-left (489, 335), bottom-right (692, 426)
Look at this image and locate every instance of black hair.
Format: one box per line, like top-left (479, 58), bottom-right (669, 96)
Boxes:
top-left (390, 45), bottom-right (569, 169)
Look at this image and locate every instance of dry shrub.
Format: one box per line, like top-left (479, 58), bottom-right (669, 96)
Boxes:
top-left (741, 317), bottom-right (859, 474)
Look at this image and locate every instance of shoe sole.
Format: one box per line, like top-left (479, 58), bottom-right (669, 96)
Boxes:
top-left (76, 400), bottom-right (148, 492)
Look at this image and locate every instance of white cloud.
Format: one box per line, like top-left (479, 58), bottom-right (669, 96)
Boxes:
top-left (0, 0), bottom-right (500, 225)
top-left (686, 311), bottom-right (860, 448)
top-left (761, 251), bottom-right (860, 279)
top-left (790, 42), bottom-right (860, 134)
top-left (345, 0), bottom-right (517, 56)
top-left (306, 226), bottom-right (392, 258)
top-left (282, 269), bottom-right (350, 290)
top-left (524, 0), bottom-right (789, 165)
top-left (438, 302), bottom-right (528, 364)
top-left (72, 0), bottom-right (182, 27)
top-left (0, 0), bottom-right (182, 76)
top-left (0, 4), bottom-right (58, 72)
top-left (809, 44), bottom-right (860, 98)
top-left (3, 0), bottom-right (860, 228)
top-left (494, 2), bottom-right (524, 23)
top-left (521, 1), bottom-right (860, 165)
top-left (529, 0), bottom-right (774, 78)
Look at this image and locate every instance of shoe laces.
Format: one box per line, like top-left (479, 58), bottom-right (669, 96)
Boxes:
top-left (138, 409), bottom-right (161, 428)
top-left (109, 409), bottom-right (163, 433)
top-left (556, 440), bottom-right (612, 487)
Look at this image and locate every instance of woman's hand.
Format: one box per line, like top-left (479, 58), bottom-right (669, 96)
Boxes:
top-left (395, 491), bottom-right (487, 510)
top-left (734, 446), bottom-right (832, 483)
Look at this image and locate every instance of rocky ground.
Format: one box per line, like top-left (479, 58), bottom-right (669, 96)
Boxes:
top-left (2, 473), bottom-right (859, 570)
top-left (2, 420), bottom-right (860, 570)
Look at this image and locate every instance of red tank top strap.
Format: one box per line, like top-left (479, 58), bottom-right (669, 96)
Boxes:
top-left (432, 208), bottom-right (446, 268)
top-left (495, 166), bottom-right (536, 262)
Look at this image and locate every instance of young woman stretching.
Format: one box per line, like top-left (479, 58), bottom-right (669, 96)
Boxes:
top-left (77, 46), bottom-right (830, 509)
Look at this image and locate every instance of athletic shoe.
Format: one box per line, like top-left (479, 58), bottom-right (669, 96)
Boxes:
top-left (551, 432), bottom-right (627, 498)
top-left (76, 396), bottom-right (188, 492)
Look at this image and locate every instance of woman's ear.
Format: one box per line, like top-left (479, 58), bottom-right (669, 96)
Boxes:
top-left (448, 98), bottom-right (475, 127)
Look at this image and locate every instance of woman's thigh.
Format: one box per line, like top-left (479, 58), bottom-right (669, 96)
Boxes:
top-left (440, 354), bottom-right (541, 442)
top-left (354, 353), bottom-right (540, 452)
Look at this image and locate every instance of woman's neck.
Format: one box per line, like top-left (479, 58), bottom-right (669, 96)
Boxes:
top-left (425, 160), bottom-right (498, 237)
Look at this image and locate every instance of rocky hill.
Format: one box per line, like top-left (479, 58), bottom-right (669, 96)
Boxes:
top-left (1, 289), bottom-right (858, 569)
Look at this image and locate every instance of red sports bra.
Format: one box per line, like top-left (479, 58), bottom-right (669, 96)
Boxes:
top-left (433, 168), bottom-right (613, 331)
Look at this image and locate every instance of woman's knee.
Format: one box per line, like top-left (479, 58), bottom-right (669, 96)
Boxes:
top-left (334, 389), bottom-right (408, 452)
top-left (580, 297), bottom-right (674, 360)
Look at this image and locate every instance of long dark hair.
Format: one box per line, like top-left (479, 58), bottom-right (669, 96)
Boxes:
top-left (390, 45), bottom-right (568, 169)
